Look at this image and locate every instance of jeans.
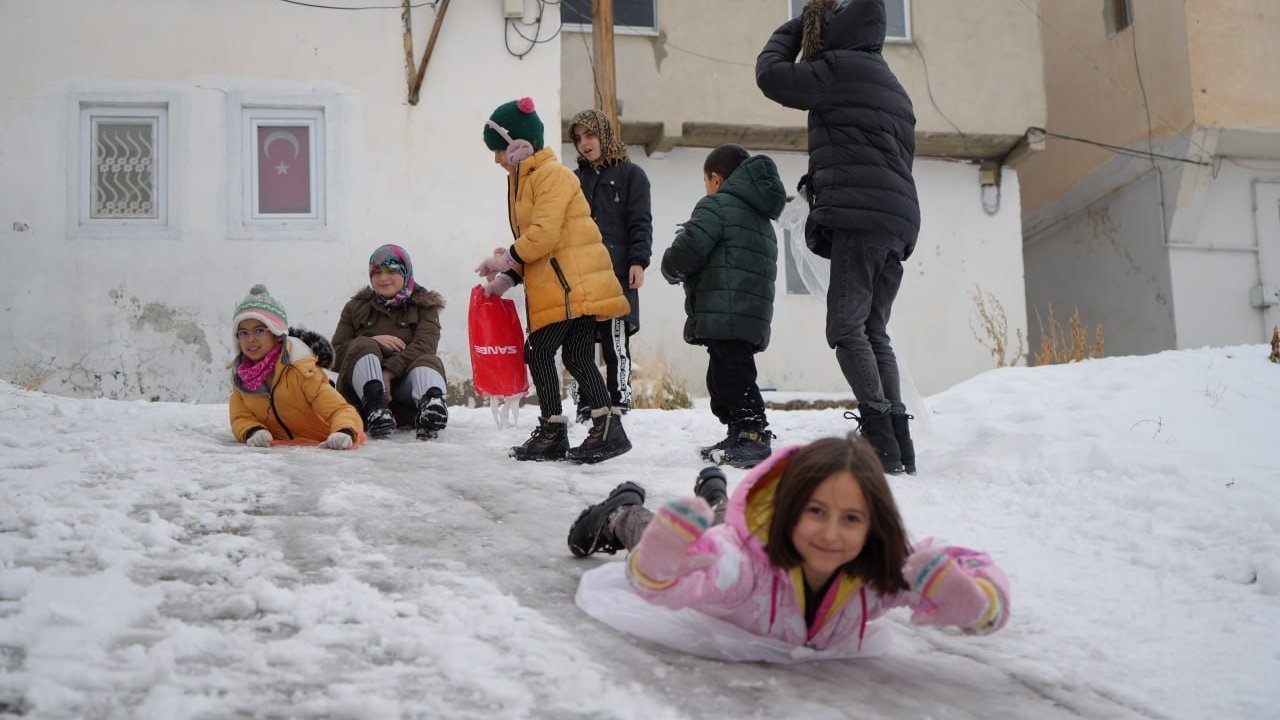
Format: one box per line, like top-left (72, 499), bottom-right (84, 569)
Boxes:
top-left (826, 236), bottom-right (905, 414)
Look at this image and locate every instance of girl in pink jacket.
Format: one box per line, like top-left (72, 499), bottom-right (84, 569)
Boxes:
top-left (568, 434), bottom-right (1009, 656)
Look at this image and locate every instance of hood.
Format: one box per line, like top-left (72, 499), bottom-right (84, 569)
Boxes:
top-left (351, 286), bottom-right (446, 312)
top-left (726, 444), bottom-right (806, 550)
top-left (720, 155), bottom-right (788, 221)
top-left (804, 0), bottom-right (885, 57)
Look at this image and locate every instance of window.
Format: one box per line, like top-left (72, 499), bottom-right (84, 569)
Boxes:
top-left (562, 0), bottom-right (656, 31)
top-left (79, 105), bottom-right (167, 226)
top-left (789, 0), bottom-right (910, 43)
top-left (1104, 0), bottom-right (1133, 36)
top-left (243, 108), bottom-right (324, 222)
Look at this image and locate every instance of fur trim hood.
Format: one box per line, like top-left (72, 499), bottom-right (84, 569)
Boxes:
top-left (287, 326), bottom-right (333, 369)
top-left (350, 286), bottom-right (446, 311)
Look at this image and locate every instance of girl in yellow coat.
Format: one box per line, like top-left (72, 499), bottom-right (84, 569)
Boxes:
top-left (477, 97), bottom-right (631, 464)
top-left (228, 285), bottom-right (363, 449)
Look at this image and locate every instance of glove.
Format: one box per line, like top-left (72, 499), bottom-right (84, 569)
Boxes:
top-left (483, 273), bottom-right (515, 298)
top-left (474, 247), bottom-right (516, 280)
top-left (245, 429), bottom-right (272, 447)
top-left (631, 497), bottom-right (714, 586)
top-left (322, 431), bottom-right (353, 450)
top-left (904, 541), bottom-right (1005, 632)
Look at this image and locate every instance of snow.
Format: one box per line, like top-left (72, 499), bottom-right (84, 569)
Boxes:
top-left (1, 345), bottom-right (1277, 719)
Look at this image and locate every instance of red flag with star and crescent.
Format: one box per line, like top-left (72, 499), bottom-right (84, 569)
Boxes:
top-left (257, 126), bottom-right (311, 214)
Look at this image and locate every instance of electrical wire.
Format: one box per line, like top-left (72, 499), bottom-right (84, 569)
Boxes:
top-left (912, 38), bottom-right (969, 153)
top-left (662, 42), bottom-right (754, 68)
top-left (1031, 128), bottom-right (1211, 166)
top-left (505, 0), bottom-right (561, 58)
top-left (271, 0), bottom-right (436, 10)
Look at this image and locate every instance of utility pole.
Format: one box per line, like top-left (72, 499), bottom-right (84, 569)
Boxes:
top-left (591, 0), bottom-right (619, 133)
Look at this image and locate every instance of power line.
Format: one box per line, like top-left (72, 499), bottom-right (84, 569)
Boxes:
top-left (271, 0), bottom-right (436, 10)
top-left (1032, 128), bottom-right (1211, 166)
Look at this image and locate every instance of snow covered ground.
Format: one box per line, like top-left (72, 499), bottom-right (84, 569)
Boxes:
top-left (1, 345), bottom-right (1277, 719)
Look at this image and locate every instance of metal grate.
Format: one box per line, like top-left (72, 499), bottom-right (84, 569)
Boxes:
top-left (91, 118), bottom-right (157, 219)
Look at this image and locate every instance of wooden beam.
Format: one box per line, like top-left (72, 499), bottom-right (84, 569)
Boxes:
top-left (408, 0), bottom-right (451, 106)
top-left (591, 0), bottom-right (619, 132)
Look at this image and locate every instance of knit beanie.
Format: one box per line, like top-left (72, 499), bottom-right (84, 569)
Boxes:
top-left (233, 285), bottom-right (288, 337)
top-left (569, 109), bottom-right (629, 167)
top-left (484, 97), bottom-right (544, 152)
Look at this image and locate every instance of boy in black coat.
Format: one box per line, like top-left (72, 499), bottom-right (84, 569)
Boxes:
top-left (755, 0), bottom-right (919, 474)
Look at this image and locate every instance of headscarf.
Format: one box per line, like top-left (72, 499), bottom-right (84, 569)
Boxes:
top-left (369, 244), bottom-right (417, 309)
top-left (569, 109), bottom-right (629, 168)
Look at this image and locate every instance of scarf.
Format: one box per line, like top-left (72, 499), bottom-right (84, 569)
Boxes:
top-left (236, 342), bottom-right (283, 392)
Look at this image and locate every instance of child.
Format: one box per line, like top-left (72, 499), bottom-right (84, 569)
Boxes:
top-left (566, 109), bottom-right (653, 422)
top-left (476, 97), bottom-right (632, 464)
top-left (661, 143), bottom-right (786, 469)
top-left (331, 244), bottom-right (449, 441)
top-left (229, 285), bottom-right (363, 449)
top-left (756, 0), bottom-right (921, 474)
top-left (567, 434), bottom-right (1009, 657)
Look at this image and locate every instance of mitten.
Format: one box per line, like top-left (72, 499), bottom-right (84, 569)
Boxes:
top-left (630, 497), bottom-right (714, 588)
top-left (905, 542), bottom-right (1008, 634)
top-left (322, 431), bottom-right (353, 450)
top-left (483, 273), bottom-right (515, 298)
top-left (475, 247), bottom-right (516, 280)
top-left (245, 429), bottom-right (272, 447)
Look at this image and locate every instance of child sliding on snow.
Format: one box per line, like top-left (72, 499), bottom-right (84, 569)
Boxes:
top-left (568, 434), bottom-right (1009, 655)
top-left (229, 285), bottom-right (363, 449)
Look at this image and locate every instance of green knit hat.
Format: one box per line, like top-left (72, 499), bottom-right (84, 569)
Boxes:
top-left (483, 97), bottom-right (544, 152)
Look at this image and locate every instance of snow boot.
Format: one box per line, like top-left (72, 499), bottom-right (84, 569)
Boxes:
top-left (715, 426), bottom-right (774, 469)
top-left (567, 481), bottom-right (646, 557)
top-left (566, 408), bottom-right (632, 464)
top-left (698, 423), bottom-right (738, 462)
top-left (891, 413), bottom-right (916, 475)
top-left (415, 387), bottom-right (448, 440)
top-left (360, 380), bottom-right (397, 438)
top-left (693, 466), bottom-right (729, 511)
top-left (510, 415), bottom-right (570, 461)
top-left (846, 407), bottom-right (905, 474)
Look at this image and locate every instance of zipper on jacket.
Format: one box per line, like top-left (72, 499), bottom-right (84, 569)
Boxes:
top-left (267, 371), bottom-right (294, 440)
top-left (549, 257), bottom-right (572, 320)
top-left (507, 172), bottom-right (521, 240)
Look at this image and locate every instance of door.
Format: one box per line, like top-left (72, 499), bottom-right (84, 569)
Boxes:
top-left (1253, 182), bottom-right (1280, 336)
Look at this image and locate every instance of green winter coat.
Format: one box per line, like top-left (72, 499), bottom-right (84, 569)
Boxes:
top-left (660, 155), bottom-right (787, 351)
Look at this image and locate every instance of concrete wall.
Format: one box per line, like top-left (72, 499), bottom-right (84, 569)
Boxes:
top-left (0, 0), bottom-right (561, 401)
top-left (591, 144), bottom-right (1027, 396)
top-left (1185, 0), bottom-right (1280, 131)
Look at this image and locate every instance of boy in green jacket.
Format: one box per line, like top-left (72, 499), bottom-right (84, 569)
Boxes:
top-left (661, 144), bottom-right (786, 469)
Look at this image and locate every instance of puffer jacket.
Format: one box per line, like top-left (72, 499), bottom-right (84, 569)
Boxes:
top-left (331, 286), bottom-right (447, 405)
top-left (755, 0), bottom-right (920, 260)
top-left (575, 159), bottom-right (653, 331)
top-left (502, 147), bottom-right (629, 333)
top-left (229, 337), bottom-right (362, 443)
top-left (660, 154), bottom-right (786, 351)
top-left (626, 445), bottom-right (1011, 650)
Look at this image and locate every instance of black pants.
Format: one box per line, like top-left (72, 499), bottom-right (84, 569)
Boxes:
top-left (705, 339), bottom-right (767, 429)
top-left (526, 316), bottom-right (609, 418)
top-left (826, 236), bottom-right (905, 415)
top-left (567, 317), bottom-right (634, 411)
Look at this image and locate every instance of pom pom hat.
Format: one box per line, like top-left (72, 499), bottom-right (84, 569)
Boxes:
top-left (484, 97), bottom-right (545, 152)
top-left (233, 285), bottom-right (289, 337)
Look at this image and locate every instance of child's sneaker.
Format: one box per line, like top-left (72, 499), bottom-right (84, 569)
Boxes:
top-left (414, 388), bottom-right (448, 440)
top-left (567, 481), bottom-right (646, 557)
top-left (510, 416), bottom-right (570, 461)
top-left (566, 409), bottom-right (632, 464)
top-left (716, 427), bottom-right (774, 469)
top-left (698, 423), bottom-right (738, 462)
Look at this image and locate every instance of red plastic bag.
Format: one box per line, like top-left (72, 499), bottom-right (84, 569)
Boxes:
top-left (468, 284), bottom-right (528, 398)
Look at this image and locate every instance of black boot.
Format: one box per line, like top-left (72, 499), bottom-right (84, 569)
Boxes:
top-left (360, 380), bottom-right (397, 438)
top-left (510, 415), bottom-right (570, 461)
top-left (567, 481), bottom-right (646, 557)
top-left (717, 425), bottom-right (774, 469)
top-left (698, 423), bottom-right (737, 462)
top-left (847, 407), bottom-right (905, 474)
top-left (567, 408), bottom-right (632, 464)
top-left (891, 413), bottom-right (916, 475)
top-left (693, 466), bottom-right (729, 510)
top-left (415, 387), bottom-right (448, 440)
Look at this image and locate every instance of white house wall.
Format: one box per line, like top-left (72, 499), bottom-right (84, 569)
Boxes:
top-left (577, 145), bottom-right (1027, 397)
top-left (0, 0), bottom-right (560, 401)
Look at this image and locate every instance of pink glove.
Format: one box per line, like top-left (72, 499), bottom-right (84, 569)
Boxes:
top-left (483, 274), bottom-right (514, 298)
top-left (475, 247), bottom-right (516, 280)
top-left (630, 497), bottom-right (714, 588)
top-left (904, 540), bottom-right (1009, 634)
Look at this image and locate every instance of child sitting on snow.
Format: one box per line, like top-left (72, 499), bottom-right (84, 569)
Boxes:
top-left (567, 434), bottom-right (1009, 660)
top-left (229, 285), bottom-right (363, 450)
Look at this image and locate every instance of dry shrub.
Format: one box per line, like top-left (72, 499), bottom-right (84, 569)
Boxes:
top-left (1033, 304), bottom-right (1104, 365)
top-left (969, 286), bottom-right (1025, 368)
top-left (630, 351), bottom-right (693, 410)
top-left (1269, 326), bottom-right (1279, 364)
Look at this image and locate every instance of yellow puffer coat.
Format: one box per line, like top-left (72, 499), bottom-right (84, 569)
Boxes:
top-left (505, 147), bottom-right (628, 333)
top-left (229, 339), bottom-right (362, 444)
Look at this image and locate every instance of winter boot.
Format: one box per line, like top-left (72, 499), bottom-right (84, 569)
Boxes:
top-left (510, 415), bottom-right (570, 461)
top-left (698, 423), bottom-right (738, 462)
top-left (716, 426), bottom-right (774, 469)
top-left (567, 481), bottom-right (646, 557)
top-left (891, 413), bottom-right (916, 475)
top-left (567, 408), bottom-right (632, 464)
top-left (846, 407), bottom-right (905, 474)
top-left (360, 380), bottom-right (397, 438)
top-left (414, 387), bottom-right (448, 440)
top-left (693, 466), bottom-right (729, 511)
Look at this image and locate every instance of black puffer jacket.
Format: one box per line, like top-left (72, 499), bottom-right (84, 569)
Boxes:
top-left (660, 155), bottom-right (786, 351)
top-left (755, 0), bottom-right (920, 261)
top-left (575, 159), bottom-right (653, 330)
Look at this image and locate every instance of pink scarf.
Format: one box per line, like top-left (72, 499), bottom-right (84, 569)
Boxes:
top-left (237, 342), bottom-right (283, 391)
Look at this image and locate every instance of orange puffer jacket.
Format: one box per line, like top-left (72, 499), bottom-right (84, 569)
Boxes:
top-left (229, 339), bottom-right (362, 444)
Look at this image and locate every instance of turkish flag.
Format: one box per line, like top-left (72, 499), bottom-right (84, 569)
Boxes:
top-left (257, 126), bottom-right (311, 214)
